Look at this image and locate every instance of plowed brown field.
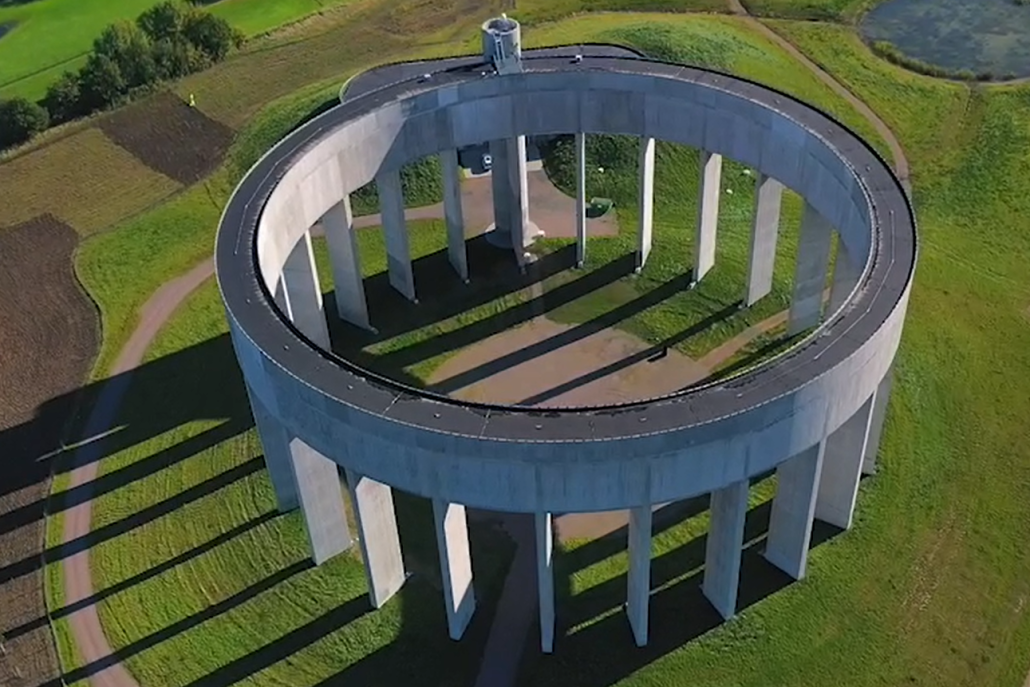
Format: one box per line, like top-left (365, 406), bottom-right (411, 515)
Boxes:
top-left (0, 215), bottom-right (98, 687)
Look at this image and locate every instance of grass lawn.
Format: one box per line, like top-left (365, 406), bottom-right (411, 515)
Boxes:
top-left (739, 0), bottom-right (875, 23)
top-left (31, 4), bottom-right (1030, 687)
top-left (0, 0), bottom-right (356, 100)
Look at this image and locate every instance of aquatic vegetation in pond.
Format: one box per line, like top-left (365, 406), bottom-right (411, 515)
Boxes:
top-left (861, 0), bottom-right (1030, 79)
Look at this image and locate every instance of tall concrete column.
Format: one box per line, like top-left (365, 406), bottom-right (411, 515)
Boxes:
top-left (322, 196), bottom-right (371, 331)
top-left (626, 504), bottom-right (652, 647)
top-left (745, 172), bottom-right (784, 306)
top-left (764, 442), bottom-right (825, 580)
top-left (695, 150), bottom-right (722, 284)
top-left (636, 136), bottom-right (655, 272)
top-left (508, 135), bottom-right (531, 251)
top-left (489, 138), bottom-right (511, 242)
top-left (245, 386), bottom-right (298, 512)
top-left (863, 367), bottom-right (894, 475)
top-left (535, 511), bottom-right (555, 653)
top-left (816, 394), bottom-right (876, 530)
top-left (432, 499), bottom-right (476, 640)
top-left (828, 235), bottom-right (860, 315)
top-left (376, 169), bottom-right (416, 302)
top-left (289, 438), bottom-right (351, 565)
top-left (345, 469), bottom-right (406, 608)
top-left (440, 148), bottom-right (469, 283)
top-left (788, 202), bottom-right (833, 335)
top-left (575, 132), bottom-right (587, 267)
top-left (703, 479), bottom-right (749, 619)
top-left (281, 230), bottom-right (331, 349)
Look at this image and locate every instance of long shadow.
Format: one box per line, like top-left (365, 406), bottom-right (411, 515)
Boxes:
top-left (61, 559), bottom-right (314, 684)
top-left (3, 509), bottom-right (281, 642)
top-left (517, 300), bottom-right (742, 406)
top-left (428, 269), bottom-right (692, 395)
top-left (351, 251), bottom-right (637, 373)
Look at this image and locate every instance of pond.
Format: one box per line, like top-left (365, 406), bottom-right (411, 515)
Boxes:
top-left (861, 0), bottom-right (1030, 79)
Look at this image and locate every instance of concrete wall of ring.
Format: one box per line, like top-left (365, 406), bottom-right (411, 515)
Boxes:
top-left (227, 69), bottom-right (909, 513)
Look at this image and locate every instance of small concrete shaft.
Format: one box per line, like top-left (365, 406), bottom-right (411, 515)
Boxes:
top-left (745, 172), bottom-right (784, 306)
top-left (788, 202), bottom-right (833, 334)
top-left (815, 394), bottom-right (876, 530)
top-left (695, 150), bottom-right (722, 283)
top-left (863, 367), bottom-right (894, 475)
top-left (626, 504), bottom-right (652, 646)
top-left (322, 196), bottom-right (371, 330)
top-left (765, 442), bottom-right (825, 580)
top-left (432, 499), bottom-right (477, 640)
top-left (246, 386), bottom-right (298, 512)
top-left (535, 511), bottom-right (555, 653)
top-left (575, 132), bottom-right (587, 267)
top-left (440, 148), bottom-right (469, 282)
top-left (346, 469), bottom-right (406, 608)
top-left (290, 438), bottom-right (351, 565)
top-left (280, 230), bottom-right (330, 349)
top-left (828, 236), bottom-right (860, 315)
top-left (376, 169), bottom-right (416, 302)
top-left (703, 479), bottom-right (749, 619)
top-left (636, 136), bottom-right (655, 271)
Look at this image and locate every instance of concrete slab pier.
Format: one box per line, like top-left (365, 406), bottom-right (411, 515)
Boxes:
top-left (627, 504), bottom-right (653, 646)
top-left (246, 387), bottom-right (298, 512)
top-left (815, 395), bottom-right (876, 530)
top-left (863, 368), bottom-right (894, 475)
top-left (636, 136), bottom-right (655, 271)
top-left (695, 150), bottom-right (722, 284)
top-left (788, 202), bottom-right (833, 334)
top-left (745, 172), bottom-right (784, 306)
top-left (280, 230), bottom-right (330, 349)
top-left (703, 479), bottom-right (749, 619)
top-left (433, 499), bottom-right (477, 640)
top-left (377, 169), bottom-right (416, 302)
top-left (346, 469), bottom-right (406, 608)
top-left (764, 443), bottom-right (825, 580)
top-left (440, 148), bottom-right (469, 282)
top-left (322, 196), bottom-right (371, 331)
top-left (290, 438), bottom-right (351, 565)
top-left (575, 131), bottom-right (587, 267)
top-left (828, 235), bottom-right (860, 315)
top-left (536, 511), bottom-right (555, 653)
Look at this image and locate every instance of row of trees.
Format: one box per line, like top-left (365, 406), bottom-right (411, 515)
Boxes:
top-left (0, 1), bottom-right (242, 151)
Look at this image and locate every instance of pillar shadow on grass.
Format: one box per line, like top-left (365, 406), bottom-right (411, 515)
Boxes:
top-left (519, 499), bottom-right (844, 687)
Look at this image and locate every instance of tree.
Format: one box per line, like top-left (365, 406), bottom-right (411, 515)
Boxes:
top-left (42, 71), bottom-right (84, 124)
top-left (93, 22), bottom-right (157, 91)
top-left (78, 53), bottom-right (127, 112)
top-left (151, 37), bottom-right (210, 80)
top-left (0, 98), bottom-right (50, 150)
top-left (137, 1), bottom-right (189, 42)
top-left (183, 11), bottom-right (242, 62)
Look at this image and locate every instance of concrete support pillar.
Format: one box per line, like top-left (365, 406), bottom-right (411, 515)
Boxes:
top-left (764, 442), bottom-right (825, 580)
top-left (346, 469), bottom-right (406, 608)
top-left (289, 438), bottom-right (351, 565)
top-left (245, 386), bottom-right (298, 512)
top-left (440, 148), bottom-right (469, 282)
top-left (695, 150), bottom-right (722, 284)
top-left (626, 504), bottom-right (652, 647)
top-left (575, 132), bottom-right (587, 267)
top-left (636, 136), bottom-right (655, 272)
top-left (863, 367), bottom-right (894, 475)
top-left (376, 169), bottom-right (416, 302)
top-left (703, 479), bottom-right (749, 619)
top-left (535, 511), bottom-right (555, 653)
top-left (745, 172), bottom-right (784, 306)
top-left (489, 138), bottom-right (511, 242)
top-left (828, 235), bottom-right (861, 315)
top-left (788, 202), bottom-right (833, 335)
top-left (281, 230), bottom-right (331, 349)
top-left (432, 499), bottom-right (476, 640)
top-left (322, 196), bottom-right (371, 331)
top-left (507, 135), bottom-right (531, 251)
top-left (816, 395), bottom-right (876, 530)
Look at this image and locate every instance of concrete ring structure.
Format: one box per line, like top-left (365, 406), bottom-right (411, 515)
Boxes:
top-left (216, 18), bottom-right (916, 653)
